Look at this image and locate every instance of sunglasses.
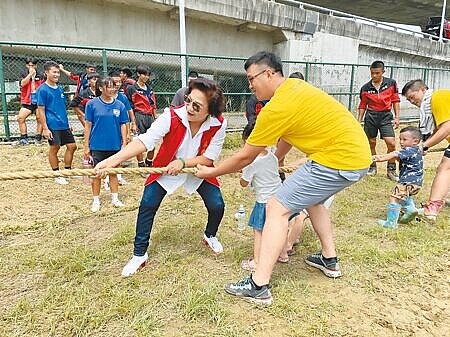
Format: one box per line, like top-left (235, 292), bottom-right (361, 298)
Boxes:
top-left (184, 95), bottom-right (204, 113)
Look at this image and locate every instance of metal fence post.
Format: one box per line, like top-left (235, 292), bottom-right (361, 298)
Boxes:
top-left (0, 46), bottom-right (10, 140)
top-left (102, 49), bottom-right (108, 76)
top-left (422, 68), bottom-right (429, 84)
top-left (348, 64), bottom-right (355, 111)
top-left (304, 62), bottom-right (309, 81)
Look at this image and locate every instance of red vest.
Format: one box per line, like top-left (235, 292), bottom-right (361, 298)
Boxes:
top-left (144, 108), bottom-right (224, 187)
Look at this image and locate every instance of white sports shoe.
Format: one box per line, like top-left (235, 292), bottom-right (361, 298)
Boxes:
top-left (121, 253), bottom-right (148, 277)
top-left (55, 177), bottom-right (69, 185)
top-left (118, 176), bottom-right (128, 185)
top-left (202, 234), bottom-right (223, 254)
top-left (111, 199), bottom-right (124, 207)
top-left (91, 200), bottom-right (101, 212)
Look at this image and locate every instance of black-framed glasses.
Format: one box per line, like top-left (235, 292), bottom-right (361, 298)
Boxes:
top-left (247, 69), bottom-right (268, 83)
top-left (184, 95), bottom-right (204, 113)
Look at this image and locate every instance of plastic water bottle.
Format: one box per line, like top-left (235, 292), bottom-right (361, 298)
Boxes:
top-left (235, 204), bottom-right (246, 231)
top-left (82, 157), bottom-right (93, 185)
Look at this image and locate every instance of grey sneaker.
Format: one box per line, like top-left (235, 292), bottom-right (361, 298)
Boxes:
top-left (224, 276), bottom-right (273, 305)
top-left (387, 170), bottom-right (399, 182)
top-left (305, 251), bottom-right (342, 278)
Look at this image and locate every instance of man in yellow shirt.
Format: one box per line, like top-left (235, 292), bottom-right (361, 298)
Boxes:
top-left (402, 80), bottom-right (450, 222)
top-left (195, 51), bottom-right (372, 305)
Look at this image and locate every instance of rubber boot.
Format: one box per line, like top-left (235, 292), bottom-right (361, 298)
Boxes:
top-left (378, 203), bottom-right (401, 229)
top-left (399, 197), bottom-right (418, 224)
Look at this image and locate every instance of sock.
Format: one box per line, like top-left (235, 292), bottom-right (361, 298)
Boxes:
top-left (250, 275), bottom-right (263, 290)
top-left (117, 174), bottom-right (122, 180)
top-left (35, 134), bottom-right (42, 141)
top-left (321, 254), bottom-right (337, 262)
top-left (52, 167), bottom-right (59, 171)
top-left (64, 166), bottom-right (71, 170)
top-left (93, 196), bottom-right (100, 203)
top-left (111, 193), bottom-right (119, 202)
top-left (138, 161), bottom-right (145, 167)
top-left (20, 134), bottom-right (27, 139)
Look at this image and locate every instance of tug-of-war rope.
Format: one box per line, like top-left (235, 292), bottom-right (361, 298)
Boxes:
top-left (0, 146), bottom-right (445, 181)
top-left (0, 166), bottom-right (299, 181)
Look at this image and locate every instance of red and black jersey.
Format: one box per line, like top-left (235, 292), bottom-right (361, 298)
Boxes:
top-left (70, 72), bottom-right (89, 97)
top-left (20, 71), bottom-right (45, 105)
top-left (358, 77), bottom-right (400, 112)
top-left (121, 78), bottom-right (135, 94)
top-left (126, 82), bottom-right (156, 115)
top-left (70, 87), bottom-right (96, 112)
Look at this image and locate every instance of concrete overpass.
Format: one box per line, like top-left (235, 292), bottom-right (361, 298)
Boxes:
top-left (295, 0), bottom-right (449, 27)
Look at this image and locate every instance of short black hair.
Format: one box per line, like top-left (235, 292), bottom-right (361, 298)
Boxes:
top-left (244, 51), bottom-right (284, 76)
top-left (87, 72), bottom-right (99, 80)
top-left (188, 70), bottom-right (199, 78)
top-left (85, 63), bottom-right (96, 69)
top-left (43, 61), bottom-right (59, 71)
top-left (370, 60), bottom-right (385, 70)
top-left (136, 65), bottom-right (150, 76)
top-left (25, 57), bottom-right (38, 65)
top-left (401, 79), bottom-right (428, 96)
top-left (121, 67), bottom-right (133, 78)
top-left (289, 71), bottom-right (304, 80)
top-left (400, 126), bottom-right (421, 141)
top-left (108, 70), bottom-right (121, 77)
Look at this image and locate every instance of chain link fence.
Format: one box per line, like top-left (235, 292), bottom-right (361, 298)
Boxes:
top-left (1, 42), bottom-right (450, 140)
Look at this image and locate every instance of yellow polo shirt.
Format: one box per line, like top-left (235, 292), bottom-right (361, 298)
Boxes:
top-left (247, 79), bottom-right (372, 170)
top-left (431, 89), bottom-right (450, 142)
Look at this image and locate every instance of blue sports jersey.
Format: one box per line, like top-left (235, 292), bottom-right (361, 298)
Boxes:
top-left (117, 92), bottom-right (132, 111)
top-left (36, 83), bottom-right (69, 130)
top-left (85, 97), bottom-right (129, 151)
top-left (398, 146), bottom-right (423, 186)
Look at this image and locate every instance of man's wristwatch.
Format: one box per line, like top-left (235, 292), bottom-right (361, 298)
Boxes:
top-left (422, 145), bottom-right (429, 152)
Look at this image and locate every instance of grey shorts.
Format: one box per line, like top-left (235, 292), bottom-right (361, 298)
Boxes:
top-left (363, 111), bottom-right (395, 139)
top-left (135, 111), bottom-right (155, 135)
top-left (276, 161), bottom-right (368, 213)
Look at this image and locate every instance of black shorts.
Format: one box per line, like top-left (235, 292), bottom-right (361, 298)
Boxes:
top-left (444, 144), bottom-right (450, 158)
top-left (91, 150), bottom-right (119, 166)
top-left (21, 104), bottom-right (38, 113)
top-left (135, 111), bottom-right (155, 135)
top-left (48, 129), bottom-right (75, 146)
top-left (363, 111), bottom-right (395, 139)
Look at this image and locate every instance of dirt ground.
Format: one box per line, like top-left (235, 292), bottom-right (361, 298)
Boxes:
top-left (0, 138), bottom-right (449, 337)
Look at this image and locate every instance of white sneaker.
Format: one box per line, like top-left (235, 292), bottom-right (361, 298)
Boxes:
top-left (55, 177), bottom-right (69, 185)
top-left (91, 200), bottom-right (101, 212)
top-left (111, 199), bottom-right (124, 207)
top-left (202, 234), bottom-right (223, 254)
top-left (103, 180), bottom-right (110, 191)
top-left (121, 253), bottom-right (148, 277)
top-left (118, 176), bottom-right (128, 185)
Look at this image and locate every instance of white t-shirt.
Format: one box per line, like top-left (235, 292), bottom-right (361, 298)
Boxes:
top-left (241, 150), bottom-right (281, 203)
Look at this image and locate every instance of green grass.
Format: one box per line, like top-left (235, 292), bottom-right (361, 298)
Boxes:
top-left (0, 136), bottom-right (449, 336)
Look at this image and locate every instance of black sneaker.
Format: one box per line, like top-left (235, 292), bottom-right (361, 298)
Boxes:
top-left (367, 165), bottom-right (377, 176)
top-left (224, 276), bottom-right (273, 305)
top-left (387, 170), bottom-right (399, 182)
top-left (305, 251), bottom-right (342, 278)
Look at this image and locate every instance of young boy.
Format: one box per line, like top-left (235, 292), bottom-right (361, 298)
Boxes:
top-left (239, 126), bottom-right (282, 272)
top-left (372, 126), bottom-right (424, 228)
top-left (36, 61), bottom-right (77, 185)
top-left (14, 57), bottom-right (45, 146)
top-left (126, 65), bottom-right (156, 171)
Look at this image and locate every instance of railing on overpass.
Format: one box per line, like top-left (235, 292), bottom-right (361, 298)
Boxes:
top-left (1, 41), bottom-right (450, 140)
top-left (274, 0), bottom-right (449, 42)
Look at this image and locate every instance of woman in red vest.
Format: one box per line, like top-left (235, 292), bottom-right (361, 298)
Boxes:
top-left (95, 78), bottom-right (227, 277)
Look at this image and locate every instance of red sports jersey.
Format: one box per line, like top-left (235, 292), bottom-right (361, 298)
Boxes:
top-left (20, 71), bottom-right (45, 105)
top-left (126, 82), bottom-right (156, 115)
top-left (358, 77), bottom-right (400, 112)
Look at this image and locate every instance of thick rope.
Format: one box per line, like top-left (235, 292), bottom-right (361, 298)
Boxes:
top-left (0, 145), bottom-right (445, 181)
top-left (0, 166), bottom-right (299, 181)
